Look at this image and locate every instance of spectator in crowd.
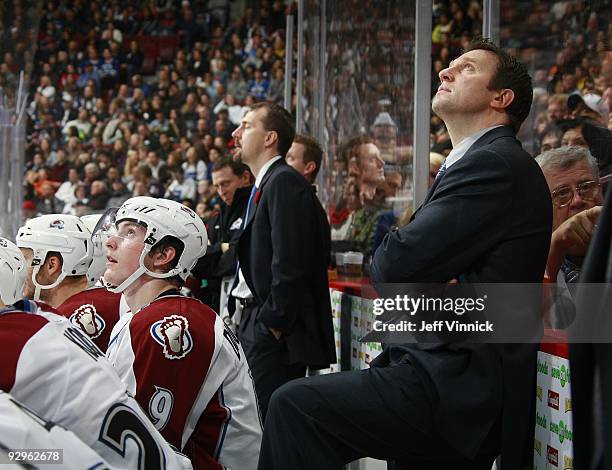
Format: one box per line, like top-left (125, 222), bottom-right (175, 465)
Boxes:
top-left (560, 118), bottom-right (612, 177)
top-left (146, 149), bottom-right (170, 186)
top-left (35, 181), bottom-right (64, 215)
top-left (342, 136), bottom-right (387, 256)
top-left (106, 179), bottom-right (131, 208)
top-left (536, 146), bottom-right (603, 284)
top-left (86, 180), bottom-right (111, 212)
top-left (54, 167), bottom-right (81, 206)
top-left (183, 145), bottom-right (208, 182)
top-left (540, 125), bottom-right (563, 152)
top-left (547, 93), bottom-right (569, 123)
top-left (247, 68), bottom-right (269, 100)
top-left (227, 66), bottom-right (249, 102)
top-left (568, 92), bottom-right (610, 126)
top-left (22, 200), bottom-right (39, 222)
top-left (165, 166), bottom-right (196, 202)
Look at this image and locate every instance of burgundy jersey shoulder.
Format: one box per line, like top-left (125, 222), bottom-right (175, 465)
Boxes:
top-left (57, 287), bottom-right (121, 352)
top-left (133, 296), bottom-right (218, 330)
top-left (0, 312), bottom-right (50, 391)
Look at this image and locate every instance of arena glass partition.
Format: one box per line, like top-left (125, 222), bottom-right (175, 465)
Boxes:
top-left (0, 1), bottom-right (41, 239)
top-left (297, 1), bottom-right (490, 267)
top-left (297, 0), bottom-right (422, 266)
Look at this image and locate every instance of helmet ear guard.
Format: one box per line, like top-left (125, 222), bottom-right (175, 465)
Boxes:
top-left (16, 214), bottom-right (93, 300)
top-left (0, 237), bottom-right (27, 305)
top-left (105, 197), bottom-right (208, 293)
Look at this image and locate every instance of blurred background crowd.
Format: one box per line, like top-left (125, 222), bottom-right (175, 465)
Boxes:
top-left (0, 0), bottom-right (609, 261)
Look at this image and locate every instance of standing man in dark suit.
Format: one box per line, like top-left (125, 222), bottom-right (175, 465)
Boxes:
top-left (258, 39), bottom-right (552, 470)
top-left (230, 102), bottom-right (336, 420)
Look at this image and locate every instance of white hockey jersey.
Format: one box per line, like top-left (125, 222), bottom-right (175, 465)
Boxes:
top-left (0, 390), bottom-right (110, 469)
top-left (0, 300), bottom-right (192, 470)
top-left (106, 294), bottom-right (262, 470)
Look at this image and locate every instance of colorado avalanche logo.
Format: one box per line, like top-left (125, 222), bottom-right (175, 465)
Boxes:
top-left (49, 219), bottom-right (65, 230)
top-left (150, 315), bottom-right (193, 359)
top-left (69, 304), bottom-right (106, 339)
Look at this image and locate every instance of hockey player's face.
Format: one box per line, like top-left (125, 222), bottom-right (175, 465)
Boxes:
top-left (18, 248), bottom-right (36, 299)
top-left (104, 221), bottom-right (146, 286)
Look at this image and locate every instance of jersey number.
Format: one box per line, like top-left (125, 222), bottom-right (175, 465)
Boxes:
top-left (148, 387), bottom-right (174, 431)
top-left (99, 403), bottom-right (165, 470)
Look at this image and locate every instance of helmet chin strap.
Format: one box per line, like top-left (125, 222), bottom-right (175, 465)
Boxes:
top-left (107, 264), bottom-right (147, 293)
top-left (31, 264), bottom-right (67, 301)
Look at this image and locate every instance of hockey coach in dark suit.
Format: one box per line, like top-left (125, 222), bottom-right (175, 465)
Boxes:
top-left (230, 101), bottom-right (335, 420)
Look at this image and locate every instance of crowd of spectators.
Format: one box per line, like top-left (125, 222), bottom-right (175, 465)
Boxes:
top-left (2, 0), bottom-right (293, 223)
top-left (0, 0), bottom-right (610, 264)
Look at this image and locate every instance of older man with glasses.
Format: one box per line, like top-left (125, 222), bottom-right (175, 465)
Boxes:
top-left (536, 146), bottom-right (604, 284)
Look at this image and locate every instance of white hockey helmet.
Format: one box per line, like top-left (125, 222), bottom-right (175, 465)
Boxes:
top-left (0, 237), bottom-right (27, 305)
top-left (16, 214), bottom-right (93, 300)
top-left (105, 197), bottom-right (207, 293)
top-left (80, 213), bottom-right (109, 286)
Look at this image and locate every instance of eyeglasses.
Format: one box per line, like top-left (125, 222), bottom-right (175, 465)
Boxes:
top-left (551, 180), bottom-right (600, 207)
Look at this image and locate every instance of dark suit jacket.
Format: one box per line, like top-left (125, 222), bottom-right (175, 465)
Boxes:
top-left (371, 126), bottom-right (552, 469)
top-left (570, 185), bottom-right (612, 470)
top-left (235, 159), bottom-right (336, 368)
top-left (192, 185), bottom-right (252, 311)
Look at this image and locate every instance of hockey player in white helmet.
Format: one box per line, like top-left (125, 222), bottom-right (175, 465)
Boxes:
top-left (82, 212), bottom-right (132, 321)
top-left (0, 236), bottom-right (193, 469)
top-left (0, 237), bottom-right (27, 307)
top-left (0, 236), bottom-right (60, 321)
top-left (104, 196), bottom-right (262, 470)
top-left (16, 214), bottom-right (120, 352)
top-left (16, 214), bottom-right (91, 303)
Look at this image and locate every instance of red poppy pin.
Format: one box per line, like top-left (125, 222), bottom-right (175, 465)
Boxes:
top-left (254, 190), bottom-right (261, 204)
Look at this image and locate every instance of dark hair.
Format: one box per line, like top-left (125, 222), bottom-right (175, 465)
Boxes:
top-left (338, 134), bottom-right (375, 167)
top-left (212, 156), bottom-right (251, 177)
top-left (150, 235), bottom-right (185, 286)
top-left (293, 134), bottom-right (323, 182)
top-left (464, 38), bottom-right (533, 133)
top-left (249, 102), bottom-right (295, 157)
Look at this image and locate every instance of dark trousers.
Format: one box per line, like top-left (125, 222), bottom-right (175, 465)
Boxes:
top-left (257, 363), bottom-right (498, 470)
top-left (238, 306), bottom-right (306, 420)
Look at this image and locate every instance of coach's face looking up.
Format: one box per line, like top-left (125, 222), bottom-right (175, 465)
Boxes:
top-left (432, 48), bottom-right (517, 145)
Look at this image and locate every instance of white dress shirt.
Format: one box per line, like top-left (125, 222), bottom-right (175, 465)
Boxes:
top-left (443, 125), bottom-right (504, 170)
top-left (232, 156), bottom-right (283, 299)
